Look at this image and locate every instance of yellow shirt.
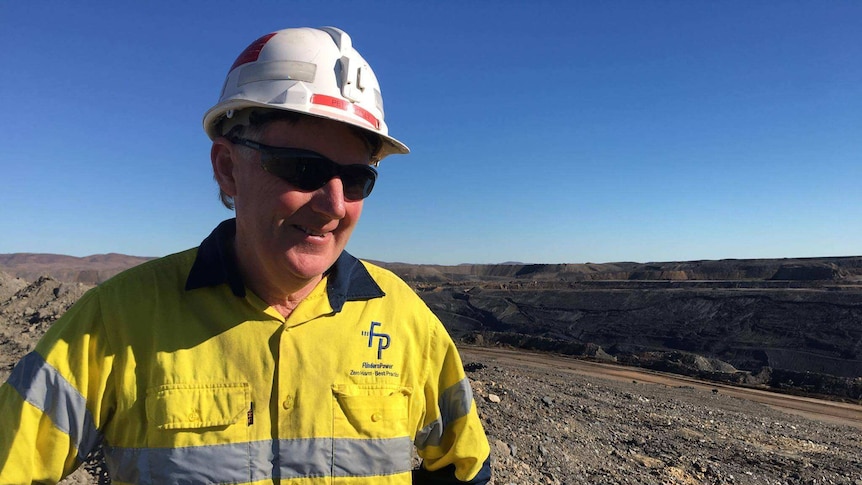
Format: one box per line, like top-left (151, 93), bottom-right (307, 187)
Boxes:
top-left (0, 219), bottom-right (491, 484)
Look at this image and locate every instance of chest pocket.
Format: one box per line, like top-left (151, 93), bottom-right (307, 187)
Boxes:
top-left (331, 384), bottom-right (414, 481)
top-left (331, 384), bottom-right (412, 439)
top-left (146, 382), bottom-right (250, 446)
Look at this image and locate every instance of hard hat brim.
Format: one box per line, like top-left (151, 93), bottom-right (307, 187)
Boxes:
top-left (203, 100), bottom-right (409, 161)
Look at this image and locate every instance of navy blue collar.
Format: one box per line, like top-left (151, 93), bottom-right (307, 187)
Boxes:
top-left (185, 218), bottom-right (384, 312)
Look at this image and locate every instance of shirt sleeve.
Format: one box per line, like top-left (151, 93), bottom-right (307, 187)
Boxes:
top-left (413, 319), bottom-right (492, 484)
top-left (0, 288), bottom-right (115, 484)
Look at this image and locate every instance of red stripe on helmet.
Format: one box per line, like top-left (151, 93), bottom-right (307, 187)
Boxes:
top-left (311, 94), bottom-right (380, 129)
top-left (229, 32), bottom-right (277, 72)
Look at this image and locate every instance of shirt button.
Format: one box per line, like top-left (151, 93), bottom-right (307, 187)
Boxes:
top-left (371, 412), bottom-right (382, 422)
top-left (282, 396), bottom-right (294, 410)
top-left (188, 411), bottom-right (200, 422)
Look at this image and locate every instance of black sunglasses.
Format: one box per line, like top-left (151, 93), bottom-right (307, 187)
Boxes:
top-left (230, 137), bottom-right (378, 201)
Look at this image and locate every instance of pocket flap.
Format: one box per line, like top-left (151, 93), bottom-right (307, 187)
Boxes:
top-left (146, 382), bottom-right (250, 430)
top-left (332, 384), bottom-right (412, 437)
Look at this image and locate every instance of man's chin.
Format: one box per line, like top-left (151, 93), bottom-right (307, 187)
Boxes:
top-left (284, 251), bottom-right (340, 281)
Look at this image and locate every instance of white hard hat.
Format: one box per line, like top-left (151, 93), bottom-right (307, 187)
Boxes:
top-left (203, 27), bottom-right (409, 161)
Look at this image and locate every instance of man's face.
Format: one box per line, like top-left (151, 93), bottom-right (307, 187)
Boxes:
top-left (229, 116), bottom-right (372, 288)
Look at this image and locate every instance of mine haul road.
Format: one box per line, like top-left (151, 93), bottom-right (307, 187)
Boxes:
top-left (460, 346), bottom-right (862, 429)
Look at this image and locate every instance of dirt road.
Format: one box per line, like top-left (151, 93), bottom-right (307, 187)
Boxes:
top-left (461, 346), bottom-right (862, 429)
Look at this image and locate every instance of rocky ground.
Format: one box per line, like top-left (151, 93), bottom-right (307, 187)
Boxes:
top-left (464, 349), bottom-right (862, 484)
top-left (2, 273), bottom-right (861, 484)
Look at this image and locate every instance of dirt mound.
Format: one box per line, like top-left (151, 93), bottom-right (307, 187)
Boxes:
top-left (0, 271), bottom-right (27, 302)
top-left (0, 275), bottom-right (92, 376)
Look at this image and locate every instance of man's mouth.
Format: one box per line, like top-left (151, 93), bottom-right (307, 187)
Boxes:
top-left (296, 225), bottom-right (327, 237)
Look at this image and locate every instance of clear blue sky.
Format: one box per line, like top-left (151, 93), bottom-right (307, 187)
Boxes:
top-left (2, 1), bottom-right (860, 264)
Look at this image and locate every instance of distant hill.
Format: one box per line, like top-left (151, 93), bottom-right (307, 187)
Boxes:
top-left (3, 253), bottom-right (862, 286)
top-left (376, 256), bottom-right (862, 285)
top-left (0, 253), bottom-right (155, 285)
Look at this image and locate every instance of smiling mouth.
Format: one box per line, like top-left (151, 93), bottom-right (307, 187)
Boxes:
top-left (295, 225), bottom-right (328, 237)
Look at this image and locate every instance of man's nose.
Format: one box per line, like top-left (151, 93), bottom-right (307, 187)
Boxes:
top-left (311, 177), bottom-right (348, 218)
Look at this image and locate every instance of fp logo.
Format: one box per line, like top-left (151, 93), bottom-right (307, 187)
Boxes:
top-left (362, 321), bottom-right (390, 359)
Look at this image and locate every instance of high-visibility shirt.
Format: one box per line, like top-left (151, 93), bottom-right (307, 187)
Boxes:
top-left (0, 219), bottom-right (491, 484)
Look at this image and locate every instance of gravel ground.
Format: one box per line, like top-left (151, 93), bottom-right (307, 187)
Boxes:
top-left (463, 349), bottom-right (862, 485)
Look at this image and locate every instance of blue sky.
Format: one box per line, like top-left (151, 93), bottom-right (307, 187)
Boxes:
top-left (2, 1), bottom-right (860, 264)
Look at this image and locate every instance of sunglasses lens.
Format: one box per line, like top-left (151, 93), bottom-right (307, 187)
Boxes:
top-left (341, 166), bottom-right (377, 200)
top-left (264, 157), bottom-right (332, 191)
top-left (263, 157), bottom-right (376, 200)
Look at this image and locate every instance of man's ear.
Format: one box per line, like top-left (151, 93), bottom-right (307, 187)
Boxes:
top-left (211, 138), bottom-right (239, 198)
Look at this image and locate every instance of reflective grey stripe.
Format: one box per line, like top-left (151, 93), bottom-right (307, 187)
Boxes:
top-left (415, 418), bottom-right (443, 449)
top-left (275, 437), bottom-right (330, 479)
top-left (415, 377), bottom-right (474, 449)
top-left (332, 437), bottom-right (413, 477)
top-left (238, 60), bottom-right (317, 85)
top-left (6, 351), bottom-right (101, 461)
top-left (440, 377), bottom-right (474, 426)
top-left (107, 436), bottom-right (412, 483)
top-left (107, 441), bottom-right (269, 484)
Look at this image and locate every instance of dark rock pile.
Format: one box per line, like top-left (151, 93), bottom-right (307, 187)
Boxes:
top-left (419, 282), bottom-right (862, 401)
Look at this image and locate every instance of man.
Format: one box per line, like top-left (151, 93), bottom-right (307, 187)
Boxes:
top-left (0, 27), bottom-right (491, 484)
